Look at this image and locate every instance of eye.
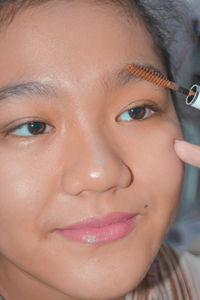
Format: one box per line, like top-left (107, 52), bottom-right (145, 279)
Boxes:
top-left (117, 105), bottom-right (158, 122)
top-left (11, 121), bottom-right (51, 136)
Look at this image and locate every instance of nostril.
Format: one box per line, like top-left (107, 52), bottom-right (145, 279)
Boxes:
top-left (60, 136), bottom-right (134, 195)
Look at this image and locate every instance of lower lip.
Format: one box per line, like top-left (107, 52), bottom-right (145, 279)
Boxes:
top-left (57, 216), bottom-right (137, 244)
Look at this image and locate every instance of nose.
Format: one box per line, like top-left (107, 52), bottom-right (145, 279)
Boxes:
top-left (61, 132), bottom-right (133, 196)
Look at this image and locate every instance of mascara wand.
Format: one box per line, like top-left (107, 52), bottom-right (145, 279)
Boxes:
top-left (126, 64), bottom-right (200, 111)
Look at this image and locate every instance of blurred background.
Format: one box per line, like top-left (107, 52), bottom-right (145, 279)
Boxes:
top-left (166, 0), bottom-right (200, 253)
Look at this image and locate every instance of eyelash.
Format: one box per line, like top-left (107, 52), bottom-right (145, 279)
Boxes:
top-left (4, 119), bottom-right (52, 137)
top-left (3, 103), bottom-right (161, 137)
top-left (117, 103), bottom-right (161, 122)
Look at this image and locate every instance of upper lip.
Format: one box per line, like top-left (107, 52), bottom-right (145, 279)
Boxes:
top-left (58, 212), bottom-right (138, 230)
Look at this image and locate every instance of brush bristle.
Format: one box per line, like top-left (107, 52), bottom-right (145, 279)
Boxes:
top-left (125, 63), bottom-right (195, 97)
top-left (126, 64), bottom-right (175, 89)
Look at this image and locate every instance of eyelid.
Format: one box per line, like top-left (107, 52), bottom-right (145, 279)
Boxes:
top-left (1, 117), bottom-right (53, 136)
top-left (116, 100), bottom-right (162, 121)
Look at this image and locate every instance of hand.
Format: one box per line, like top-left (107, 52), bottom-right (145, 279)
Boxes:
top-left (174, 140), bottom-right (200, 167)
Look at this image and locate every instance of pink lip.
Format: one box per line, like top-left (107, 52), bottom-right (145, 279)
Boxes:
top-left (57, 212), bottom-right (138, 244)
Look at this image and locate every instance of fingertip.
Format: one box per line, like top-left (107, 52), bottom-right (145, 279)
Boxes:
top-left (174, 140), bottom-right (188, 155)
top-left (174, 140), bottom-right (200, 167)
top-left (174, 140), bottom-right (191, 163)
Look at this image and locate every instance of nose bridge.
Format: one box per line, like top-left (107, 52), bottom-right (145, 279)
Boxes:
top-left (61, 128), bottom-right (132, 195)
top-left (84, 131), bottom-right (118, 177)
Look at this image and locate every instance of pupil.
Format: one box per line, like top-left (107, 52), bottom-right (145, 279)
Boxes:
top-left (128, 107), bottom-right (145, 120)
top-left (28, 122), bottom-right (45, 135)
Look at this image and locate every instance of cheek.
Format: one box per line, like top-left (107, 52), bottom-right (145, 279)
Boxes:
top-left (139, 132), bottom-right (184, 222)
top-left (121, 116), bottom-right (184, 194)
top-left (118, 119), bottom-right (184, 241)
top-left (138, 129), bottom-right (184, 198)
top-left (0, 146), bottom-right (58, 252)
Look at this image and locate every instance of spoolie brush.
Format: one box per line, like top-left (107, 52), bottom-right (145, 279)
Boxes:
top-left (125, 63), bottom-right (200, 110)
top-left (126, 64), bottom-right (195, 97)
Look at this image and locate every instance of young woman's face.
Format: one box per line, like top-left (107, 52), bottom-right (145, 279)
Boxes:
top-left (0, 1), bottom-right (184, 299)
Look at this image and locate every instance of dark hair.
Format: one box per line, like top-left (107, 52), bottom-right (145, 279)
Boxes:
top-left (0, 0), bottom-right (193, 123)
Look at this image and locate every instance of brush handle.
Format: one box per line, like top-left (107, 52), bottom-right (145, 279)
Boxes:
top-left (186, 84), bottom-right (200, 110)
top-left (169, 82), bottom-right (195, 97)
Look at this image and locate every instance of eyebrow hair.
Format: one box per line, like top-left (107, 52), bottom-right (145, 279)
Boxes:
top-left (0, 81), bottom-right (57, 102)
top-left (117, 63), bottom-right (166, 86)
top-left (0, 63), bottom-right (165, 103)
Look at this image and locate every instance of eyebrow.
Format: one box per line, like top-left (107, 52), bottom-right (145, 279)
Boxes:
top-left (0, 63), bottom-right (165, 102)
top-left (117, 63), bottom-right (166, 86)
top-left (0, 81), bottom-right (57, 102)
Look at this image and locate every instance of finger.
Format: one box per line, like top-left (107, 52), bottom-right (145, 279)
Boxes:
top-left (174, 140), bottom-right (200, 167)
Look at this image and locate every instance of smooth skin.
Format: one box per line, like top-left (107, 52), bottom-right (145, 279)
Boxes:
top-left (0, 1), bottom-right (191, 300)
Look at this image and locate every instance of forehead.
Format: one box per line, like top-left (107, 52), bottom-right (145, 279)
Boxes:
top-left (0, 0), bottom-right (133, 28)
top-left (0, 1), bottom-right (164, 89)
